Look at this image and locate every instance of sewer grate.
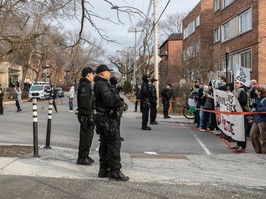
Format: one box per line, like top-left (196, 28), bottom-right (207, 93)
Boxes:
top-left (130, 153), bottom-right (187, 160)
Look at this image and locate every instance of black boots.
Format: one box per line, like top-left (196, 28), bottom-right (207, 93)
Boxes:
top-left (98, 169), bottom-right (110, 178)
top-left (109, 171), bottom-right (129, 181)
top-left (76, 157), bottom-right (93, 166)
top-left (141, 126), bottom-right (151, 130)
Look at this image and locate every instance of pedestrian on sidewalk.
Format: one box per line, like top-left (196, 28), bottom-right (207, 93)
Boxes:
top-left (76, 67), bottom-right (95, 166)
top-left (49, 85), bottom-right (57, 113)
top-left (93, 64), bottom-right (129, 181)
top-left (67, 83), bottom-right (75, 112)
top-left (161, 84), bottom-right (172, 119)
top-left (140, 75), bottom-right (152, 130)
top-left (0, 84), bottom-right (4, 115)
top-left (14, 81), bottom-right (22, 112)
top-left (149, 78), bottom-right (158, 125)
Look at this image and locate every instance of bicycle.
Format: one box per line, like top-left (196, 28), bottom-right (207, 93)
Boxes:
top-left (182, 105), bottom-right (195, 119)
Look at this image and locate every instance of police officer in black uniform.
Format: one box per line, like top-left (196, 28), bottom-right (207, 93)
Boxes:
top-left (149, 78), bottom-right (158, 125)
top-left (76, 67), bottom-right (95, 166)
top-left (93, 64), bottom-right (129, 181)
top-left (141, 75), bottom-right (152, 130)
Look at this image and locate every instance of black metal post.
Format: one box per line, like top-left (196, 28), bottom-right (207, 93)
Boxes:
top-left (225, 52), bottom-right (229, 83)
top-left (44, 99), bottom-right (53, 149)
top-left (32, 98), bottom-right (39, 157)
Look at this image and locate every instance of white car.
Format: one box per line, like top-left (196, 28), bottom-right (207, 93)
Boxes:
top-left (28, 84), bottom-right (51, 100)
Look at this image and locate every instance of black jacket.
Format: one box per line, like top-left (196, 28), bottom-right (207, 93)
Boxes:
top-left (149, 84), bottom-right (157, 104)
top-left (93, 76), bottom-right (123, 113)
top-left (77, 77), bottom-right (93, 116)
top-left (140, 82), bottom-right (151, 101)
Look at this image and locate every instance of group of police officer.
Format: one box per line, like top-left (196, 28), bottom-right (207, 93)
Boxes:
top-left (76, 64), bottom-right (129, 181)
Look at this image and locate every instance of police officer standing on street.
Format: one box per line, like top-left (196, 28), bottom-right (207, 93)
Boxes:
top-left (93, 64), bottom-right (129, 181)
top-left (141, 75), bottom-right (152, 130)
top-left (76, 67), bottom-right (95, 166)
top-left (149, 78), bottom-right (158, 125)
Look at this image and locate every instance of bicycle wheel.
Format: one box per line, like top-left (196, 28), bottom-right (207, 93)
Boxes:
top-left (183, 106), bottom-right (195, 119)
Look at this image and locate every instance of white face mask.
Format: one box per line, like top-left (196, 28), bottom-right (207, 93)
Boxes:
top-left (166, 85), bottom-right (170, 89)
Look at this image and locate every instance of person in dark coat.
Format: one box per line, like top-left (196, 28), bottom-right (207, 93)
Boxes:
top-left (149, 78), bottom-right (158, 125)
top-left (140, 75), bottom-right (152, 130)
top-left (161, 84), bottom-right (173, 119)
top-left (49, 85), bottom-right (57, 113)
top-left (93, 64), bottom-right (129, 181)
top-left (76, 67), bottom-right (95, 166)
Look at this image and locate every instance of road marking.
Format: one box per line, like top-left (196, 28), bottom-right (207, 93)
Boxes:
top-left (191, 132), bottom-right (212, 155)
top-left (144, 151), bottom-right (158, 155)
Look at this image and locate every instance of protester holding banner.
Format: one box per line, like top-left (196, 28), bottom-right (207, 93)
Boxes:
top-left (230, 81), bottom-right (249, 153)
top-left (249, 86), bottom-right (266, 154)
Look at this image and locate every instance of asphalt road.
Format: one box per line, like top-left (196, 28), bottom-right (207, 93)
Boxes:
top-left (1, 98), bottom-right (235, 155)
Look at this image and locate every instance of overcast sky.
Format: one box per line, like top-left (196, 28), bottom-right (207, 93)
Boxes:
top-left (65, 0), bottom-right (200, 57)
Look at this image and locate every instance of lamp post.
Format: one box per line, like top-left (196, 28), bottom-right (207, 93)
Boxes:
top-left (225, 47), bottom-right (230, 83)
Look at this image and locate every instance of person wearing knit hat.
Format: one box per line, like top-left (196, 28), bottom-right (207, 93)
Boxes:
top-left (76, 66), bottom-right (95, 166)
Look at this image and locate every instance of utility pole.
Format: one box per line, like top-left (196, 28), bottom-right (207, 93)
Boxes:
top-left (153, 0), bottom-right (159, 104)
top-left (128, 28), bottom-right (142, 86)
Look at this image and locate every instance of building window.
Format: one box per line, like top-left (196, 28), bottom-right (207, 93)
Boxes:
top-left (240, 50), bottom-right (251, 68)
top-left (222, 0), bottom-right (234, 9)
top-left (214, 27), bottom-right (220, 43)
top-left (222, 23), bottom-right (229, 41)
top-left (214, 0), bottom-right (220, 12)
top-left (183, 20), bottom-right (195, 39)
top-left (196, 16), bottom-right (200, 27)
top-left (239, 8), bottom-right (252, 33)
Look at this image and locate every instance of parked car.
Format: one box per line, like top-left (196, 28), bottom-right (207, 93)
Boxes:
top-left (55, 87), bottom-right (64, 98)
top-left (28, 84), bottom-right (51, 100)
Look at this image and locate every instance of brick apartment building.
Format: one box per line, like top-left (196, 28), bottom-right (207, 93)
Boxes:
top-left (182, 0), bottom-right (266, 85)
top-left (159, 33), bottom-right (183, 89)
top-left (182, 0), bottom-right (214, 83)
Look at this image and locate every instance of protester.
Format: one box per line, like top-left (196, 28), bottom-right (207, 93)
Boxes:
top-left (249, 86), bottom-right (266, 154)
top-left (140, 75), bottom-right (152, 130)
top-left (67, 83), bottom-right (75, 112)
top-left (161, 84), bottom-right (172, 119)
top-left (76, 67), bottom-right (95, 166)
top-left (93, 64), bottom-right (129, 181)
top-left (134, 84), bottom-right (141, 112)
top-left (14, 81), bottom-right (22, 112)
top-left (49, 85), bottom-right (57, 113)
top-left (0, 84), bottom-right (4, 115)
top-left (189, 83), bottom-right (200, 126)
top-left (149, 78), bottom-right (158, 125)
top-left (197, 84), bottom-right (208, 129)
top-left (217, 76), bottom-right (227, 91)
top-left (200, 81), bottom-right (217, 132)
top-left (230, 81), bottom-right (249, 153)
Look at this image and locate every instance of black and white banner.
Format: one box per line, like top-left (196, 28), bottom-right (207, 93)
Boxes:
top-left (214, 89), bottom-right (245, 141)
top-left (234, 64), bottom-right (250, 87)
